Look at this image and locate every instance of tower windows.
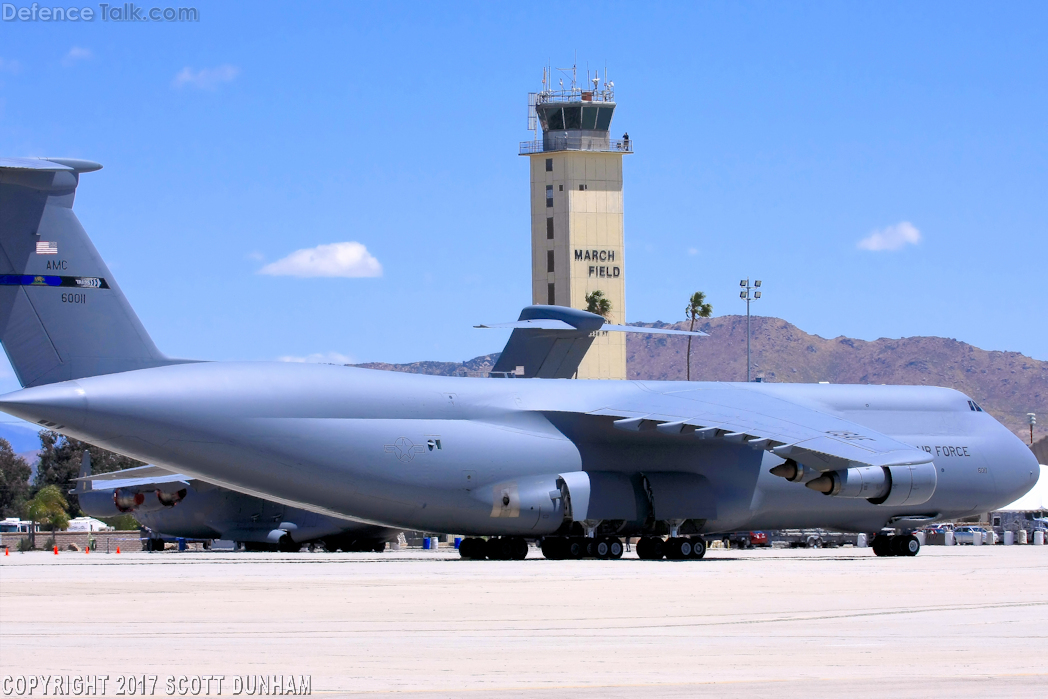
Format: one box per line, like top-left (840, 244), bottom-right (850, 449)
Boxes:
top-left (558, 184), bottom-right (563, 191)
top-left (545, 158), bottom-right (553, 172)
top-left (547, 283), bottom-right (555, 305)
top-left (546, 217), bottom-right (554, 239)
top-left (547, 250), bottom-right (555, 273)
top-left (563, 106), bottom-right (582, 129)
top-left (545, 185), bottom-right (553, 208)
top-left (579, 184), bottom-right (588, 191)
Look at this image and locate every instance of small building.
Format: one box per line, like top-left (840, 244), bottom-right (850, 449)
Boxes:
top-left (66, 516), bottom-right (113, 532)
top-left (0, 517), bottom-right (38, 533)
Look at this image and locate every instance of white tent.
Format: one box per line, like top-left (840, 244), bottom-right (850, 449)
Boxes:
top-left (997, 463), bottom-right (1047, 512)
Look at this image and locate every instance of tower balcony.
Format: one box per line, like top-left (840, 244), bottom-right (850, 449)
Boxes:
top-left (519, 133), bottom-right (633, 155)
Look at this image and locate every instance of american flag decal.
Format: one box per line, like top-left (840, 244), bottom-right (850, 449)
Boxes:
top-left (36, 241), bottom-right (58, 255)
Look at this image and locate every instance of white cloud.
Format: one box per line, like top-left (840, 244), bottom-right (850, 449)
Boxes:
top-left (62, 47), bottom-right (92, 66)
top-left (857, 221), bottom-right (921, 252)
top-left (278, 351), bottom-right (356, 365)
top-left (258, 242), bottom-right (383, 278)
top-left (0, 57), bottom-right (22, 74)
top-left (172, 64), bottom-right (240, 90)
top-left (687, 247), bottom-right (699, 256)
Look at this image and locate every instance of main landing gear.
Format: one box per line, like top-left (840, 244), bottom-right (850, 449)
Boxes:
top-left (872, 533), bottom-right (920, 557)
top-left (540, 536), bottom-right (625, 560)
top-left (636, 536), bottom-right (706, 560)
top-left (459, 536), bottom-right (529, 560)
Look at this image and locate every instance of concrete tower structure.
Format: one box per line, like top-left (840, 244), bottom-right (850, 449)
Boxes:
top-left (520, 65), bottom-right (632, 379)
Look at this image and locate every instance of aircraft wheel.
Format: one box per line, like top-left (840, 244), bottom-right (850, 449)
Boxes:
top-left (595, 537), bottom-right (611, 559)
top-left (485, 537), bottom-right (508, 560)
top-left (277, 534), bottom-right (299, 553)
top-left (584, 538), bottom-right (598, 558)
top-left (900, 534), bottom-right (920, 556)
top-left (373, 541), bottom-right (386, 553)
top-left (509, 536), bottom-right (529, 560)
top-left (461, 538), bottom-right (484, 559)
top-left (649, 537), bottom-right (665, 560)
top-left (889, 535), bottom-right (913, 556)
top-left (690, 537), bottom-right (707, 559)
top-left (541, 537), bottom-right (565, 560)
top-left (568, 537), bottom-right (585, 559)
top-left (664, 537), bottom-right (682, 560)
top-left (609, 537), bottom-right (624, 559)
top-left (872, 534), bottom-right (893, 557)
top-left (636, 537), bottom-right (652, 559)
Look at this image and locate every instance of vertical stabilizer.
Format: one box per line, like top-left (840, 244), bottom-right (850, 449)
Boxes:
top-left (76, 450), bottom-right (92, 493)
top-left (0, 158), bottom-right (178, 387)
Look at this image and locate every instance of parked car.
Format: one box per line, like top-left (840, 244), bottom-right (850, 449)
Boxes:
top-left (724, 531), bottom-right (769, 549)
top-left (953, 526), bottom-right (988, 545)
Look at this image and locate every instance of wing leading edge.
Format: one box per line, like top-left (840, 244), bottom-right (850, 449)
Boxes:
top-left (588, 388), bottom-right (932, 472)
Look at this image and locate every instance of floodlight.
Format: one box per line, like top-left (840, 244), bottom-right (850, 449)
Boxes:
top-left (740, 291), bottom-right (747, 299)
top-left (740, 280), bottom-right (747, 287)
top-left (754, 291), bottom-right (761, 299)
top-left (755, 280), bottom-right (762, 287)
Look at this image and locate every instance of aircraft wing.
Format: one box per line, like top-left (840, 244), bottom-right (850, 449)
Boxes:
top-left (586, 387), bottom-right (932, 472)
top-left (72, 464), bottom-right (191, 489)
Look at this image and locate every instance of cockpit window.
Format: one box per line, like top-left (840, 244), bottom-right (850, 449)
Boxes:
top-left (967, 400), bottom-right (984, 412)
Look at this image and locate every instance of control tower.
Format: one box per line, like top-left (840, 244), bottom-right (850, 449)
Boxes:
top-left (520, 64), bottom-right (632, 379)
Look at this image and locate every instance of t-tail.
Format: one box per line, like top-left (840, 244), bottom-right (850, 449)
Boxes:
top-left (0, 157), bottom-right (183, 388)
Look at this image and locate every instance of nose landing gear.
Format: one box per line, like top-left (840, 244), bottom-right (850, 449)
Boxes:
top-left (872, 533), bottom-right (920, 557)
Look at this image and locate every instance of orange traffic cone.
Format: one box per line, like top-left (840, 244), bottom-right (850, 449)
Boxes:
top-left (85, 546), bottom-right (89, 554)
top-left (53, 545), bottom-right (58, 555)
top-left (116, 546), bottom-right (121, 554)
top-left (4, 547), bottom-right (8, 556)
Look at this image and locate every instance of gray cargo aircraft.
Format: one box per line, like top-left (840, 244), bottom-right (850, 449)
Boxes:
top-left (0, 157), bottom-right (1039, 559)
top-left (73, 453), bottom-right (399, 551)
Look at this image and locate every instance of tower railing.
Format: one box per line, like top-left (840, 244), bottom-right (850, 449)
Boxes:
top-left (519, 137), bottom-right (633, 155)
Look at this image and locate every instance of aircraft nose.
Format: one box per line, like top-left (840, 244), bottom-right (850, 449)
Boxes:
top-left (0, 381), bottom-right (87, 429)
top-left (995, 433), bottom-right (1041, 507)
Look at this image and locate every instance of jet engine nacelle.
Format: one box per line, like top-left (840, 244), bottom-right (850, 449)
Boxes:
top-left (806, 463), bottom-right (937, 507)
top-left (113, 488), bottom-right (145, 512)
top-left (476, 472), bottom-right (572, 535)
top-left (156, 487), bottom-right (187, 507)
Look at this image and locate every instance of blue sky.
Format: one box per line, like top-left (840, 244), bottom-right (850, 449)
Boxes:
top-left (0, 1), bottom-right (1045, 420)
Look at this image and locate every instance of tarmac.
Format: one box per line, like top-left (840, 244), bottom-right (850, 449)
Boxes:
top-left (1, 546), bottom-right (1046, 698)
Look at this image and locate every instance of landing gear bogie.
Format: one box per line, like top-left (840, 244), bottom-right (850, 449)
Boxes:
top-left (459, 536), bottom-right (529, 560)
top-left (872, 533), bottom-right (920, 557)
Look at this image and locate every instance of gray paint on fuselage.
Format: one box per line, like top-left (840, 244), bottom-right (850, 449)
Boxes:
top-left (0, 361), bottom-right (1037, 537)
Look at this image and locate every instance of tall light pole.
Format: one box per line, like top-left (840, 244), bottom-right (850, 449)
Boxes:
top-left (1029, 413), bottom-right (1037, 446)
top-left (740, 279), bottom-right (762, 382)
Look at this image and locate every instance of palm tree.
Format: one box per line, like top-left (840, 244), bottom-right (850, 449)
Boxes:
top-left (24, 485), bottom-right (69, 550)
top-left (585, 290), bottom-right (612, 320)
top-left (684, 291), bottom-right (712, 380)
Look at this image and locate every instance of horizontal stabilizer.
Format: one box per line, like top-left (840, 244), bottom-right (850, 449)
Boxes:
top-left (478, 305), bottom-right (705, 378)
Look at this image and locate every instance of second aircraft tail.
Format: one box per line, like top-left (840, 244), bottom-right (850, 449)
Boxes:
top-left (0, 157), bottom-right (183, 388)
